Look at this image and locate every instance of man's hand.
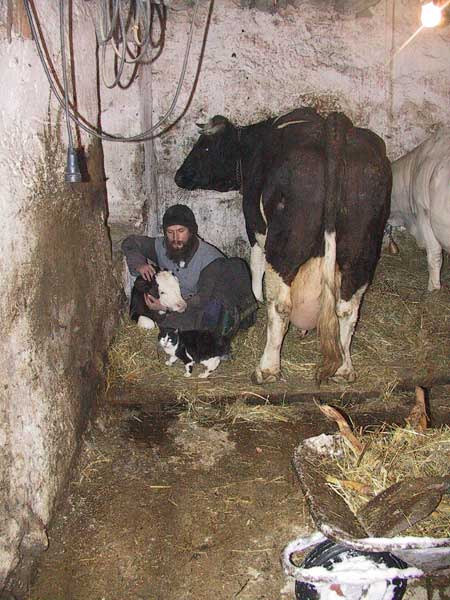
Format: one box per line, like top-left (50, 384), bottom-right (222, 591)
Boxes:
top-left (137, 263), bottom-right (156, 281)
top-left (144, 293), bottom-right (166, 313)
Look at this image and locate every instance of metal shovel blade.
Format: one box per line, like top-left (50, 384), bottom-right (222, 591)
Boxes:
top-left (357, 476), bottom-right (450, 537)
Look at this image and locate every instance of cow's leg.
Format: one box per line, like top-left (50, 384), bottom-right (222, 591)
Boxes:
top-left (416, 213), bottom-right (443, 290)
top-left (252, 266), bottom-right (291, 384)
top-left (250, 238), bottom-right (266, 302)
top-left (424, 237), bottom-right (443, 291)
top-left (426, 245), bottom-right (443, 291)
top-left (333, 284), bottom-right (367, 382)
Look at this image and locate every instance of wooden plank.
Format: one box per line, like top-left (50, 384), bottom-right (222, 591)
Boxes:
top-left (12, 0), bottom-right (32, 40)
top-left (107, 376), bottom-right (450, 407)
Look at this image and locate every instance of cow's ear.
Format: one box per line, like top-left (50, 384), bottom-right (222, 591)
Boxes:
top-left (196, 122), bottom-right (205, 130)
top-left (201, 116), bottom-right (227, 136)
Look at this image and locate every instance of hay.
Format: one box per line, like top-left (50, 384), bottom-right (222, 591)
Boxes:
top-left (222, 399), bottom-right (296, 423)
top-left (318, 425), bottom-right (450, 538)
top-left (107, 231), bottom-right (449, 401)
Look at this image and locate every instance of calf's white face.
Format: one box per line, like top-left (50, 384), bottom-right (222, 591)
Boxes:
top-left (155, 271), bottom-right (187, 313)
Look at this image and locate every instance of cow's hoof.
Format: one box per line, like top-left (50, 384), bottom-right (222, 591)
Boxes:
top-left (332, 368), bottom-right (356, 383)
top-left (428, 283), bottom-right (441, 292)
top-left (251, 368), bottom-right (280, 384)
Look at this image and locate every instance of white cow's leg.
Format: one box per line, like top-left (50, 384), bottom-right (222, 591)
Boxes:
top-left (416, 213), bottom-right (443, 290)
top-left (333, 284), bottom-right (367, 383)
top-left (253, 266), bottom-right (291, 384)
top-left (426, 241), bottom-right (443, 291)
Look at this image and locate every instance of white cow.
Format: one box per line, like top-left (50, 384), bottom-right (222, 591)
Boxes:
top-left (389, 127), bottom-right (450, 290)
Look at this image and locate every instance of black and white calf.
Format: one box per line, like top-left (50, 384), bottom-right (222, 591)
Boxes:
top-left (130, 271), bottom-right (187, 329)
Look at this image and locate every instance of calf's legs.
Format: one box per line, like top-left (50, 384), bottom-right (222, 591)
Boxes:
top-left (137, 316), bottom-right (156, 330)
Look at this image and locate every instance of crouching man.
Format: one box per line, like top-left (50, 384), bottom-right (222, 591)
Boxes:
top-left (121, 204), bottom-right (258, 337)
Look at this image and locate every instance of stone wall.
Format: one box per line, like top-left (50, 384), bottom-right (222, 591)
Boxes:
top-left (0, 2), bottom-right (119, 593)
top-left (134, 0), bottom-right (449, 256)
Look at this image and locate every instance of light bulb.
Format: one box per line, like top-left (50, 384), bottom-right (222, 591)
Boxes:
top-left (421, 2), bottom-right (442, 27)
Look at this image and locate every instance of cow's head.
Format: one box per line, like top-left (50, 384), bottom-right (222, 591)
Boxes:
top-left (155, 271), bottom-right (187, 313)
top-left (174, 116), bottom-right (240, 192)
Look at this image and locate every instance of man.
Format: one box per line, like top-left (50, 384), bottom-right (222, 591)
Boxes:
top-left (121, 204), bottom-right (257, 335)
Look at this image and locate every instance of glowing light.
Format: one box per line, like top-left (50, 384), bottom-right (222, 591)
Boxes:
top-left (421, 2), bottom-right (442, 27)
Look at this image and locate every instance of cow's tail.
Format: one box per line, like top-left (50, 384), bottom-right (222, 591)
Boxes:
top-left (317, 113), bottom-right (350, 383)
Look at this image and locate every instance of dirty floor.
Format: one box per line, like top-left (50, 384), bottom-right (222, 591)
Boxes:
top-left (29, 386), bottom-right (450, 600)
top-left (29, 231), bottom-right (450, 599)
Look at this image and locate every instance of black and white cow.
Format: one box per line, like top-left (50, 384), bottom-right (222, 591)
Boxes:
top-left (130, 270), bottom-right (187, 329)
top-left (175, 108), bottom-right (391, 384)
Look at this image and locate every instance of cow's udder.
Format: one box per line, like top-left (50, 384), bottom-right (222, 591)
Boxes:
top-left (289, 257), bottom-right (323, 331)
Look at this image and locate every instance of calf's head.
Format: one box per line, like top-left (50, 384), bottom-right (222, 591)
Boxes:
top-left (174, 116), bottom-right (240, 192)
top-left (155, 271), bottom-right (187, 313)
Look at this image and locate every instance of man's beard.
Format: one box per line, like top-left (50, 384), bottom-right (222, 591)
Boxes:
top-left (165, 233), bottom-right (197, 262)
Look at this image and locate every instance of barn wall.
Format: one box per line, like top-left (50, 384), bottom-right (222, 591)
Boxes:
top-left (101, 80), bottom-right (147, 228)
top-left (99, 11), bottom-right (159, 236)
top-left (0, 2), bottom-right (119, 592)
top-left (124, 0), bottom-right (448, 257)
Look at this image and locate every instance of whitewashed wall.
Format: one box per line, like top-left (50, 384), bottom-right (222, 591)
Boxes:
top-left (0, 2), bottom-right (118, 592)
top-left (101, 76), bottom-right (146, 227)
top-left (130, 0), bottom-right (449, 256)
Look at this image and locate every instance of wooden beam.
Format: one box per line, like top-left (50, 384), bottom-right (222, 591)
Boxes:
top-left (11, 0), bottom-right (32, 40)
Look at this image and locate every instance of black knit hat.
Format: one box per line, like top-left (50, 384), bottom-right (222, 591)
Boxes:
top-left (162, 204), bottom-right (198, 234)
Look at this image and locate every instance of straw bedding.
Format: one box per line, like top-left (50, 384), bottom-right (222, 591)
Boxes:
top-left (108, 232), bottom-right (449, 400)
